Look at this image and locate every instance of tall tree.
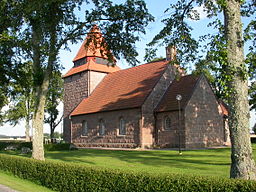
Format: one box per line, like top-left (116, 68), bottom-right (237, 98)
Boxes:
top-left (5, 61), bottom-right (34, 142)
top-left (14, 0), bottom-right (153, 160)
top-left (147, 0), bottom-right (256, 180)
top-left (44, 71), bottom-right (63, 141)
top-left (0, 0), bottom-right (23, 122)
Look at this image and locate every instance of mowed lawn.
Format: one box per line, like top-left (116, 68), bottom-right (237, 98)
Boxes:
top-left (45, 146), bottom-right (236, 178)
top-left (2, 144), bottom-right (256, 178)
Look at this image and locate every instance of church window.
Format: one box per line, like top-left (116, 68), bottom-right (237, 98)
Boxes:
top-left (82, 121), bottom-right (88, 136)
top-left (164, 116), bottom-right (171, 130)
top-left (119, 117), bottom-right (126, 135)
top-left (99, 119), bottom-right (105, 136)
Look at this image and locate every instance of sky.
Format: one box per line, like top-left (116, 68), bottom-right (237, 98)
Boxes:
top-left (0, 0), bottom-right (255, 136)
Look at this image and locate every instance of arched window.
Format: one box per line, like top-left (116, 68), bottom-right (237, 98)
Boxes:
top-left (82, 121), bottom-right (88, 136)
top-left (164, 116), bottom-right (171, 130)
top-left (99, 119), bottom-right (105, 136)
top-left (119, 117), bottom-right (126, 135)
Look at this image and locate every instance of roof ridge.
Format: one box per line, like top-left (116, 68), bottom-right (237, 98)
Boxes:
top-left (107, 60), bottom-right (169, 76)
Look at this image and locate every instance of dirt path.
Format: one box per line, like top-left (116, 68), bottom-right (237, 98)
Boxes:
top-left (0, 184), bottom-right (19, 192)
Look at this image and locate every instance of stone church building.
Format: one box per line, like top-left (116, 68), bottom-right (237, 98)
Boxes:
top-left (63, 26), bottom-right (229, 149)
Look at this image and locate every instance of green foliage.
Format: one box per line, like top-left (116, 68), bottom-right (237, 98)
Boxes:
top-left (44, 71), bottom-right (63, 138)
top-left (86, 0), bottom-right (154, 65)
top-left (44, 143), bottom-right (70, 151)
top-left (0, 154), bottom-right (255, 192)
top-left (0, 141), bottom-right (70, 151)
top-left (146, 0), bottom-right (200, 66)
top-left (148, 56), bottom-right (165, 62)
top-left (0, 0), bottom-right (23, 123)
top-left (0, 142), bottom-right (32, 151)
top-left (5, 61), bottom-right (34, 126)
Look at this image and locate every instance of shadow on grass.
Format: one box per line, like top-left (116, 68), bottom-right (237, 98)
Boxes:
top-left (0, 146), bottom-right (237, 177)
top-left (45, 147), bottom-right (231, 172)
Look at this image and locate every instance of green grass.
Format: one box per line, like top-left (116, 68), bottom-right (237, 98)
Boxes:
top-left (1, 144), bottom-right (256, 178)
top-left (0, 171), bottom-right (55, 192)
top-left (44, 147), bottom-right (232, 177)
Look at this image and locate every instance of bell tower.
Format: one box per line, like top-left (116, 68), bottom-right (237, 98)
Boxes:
top-left (63, 25), bottom-right (120, 142)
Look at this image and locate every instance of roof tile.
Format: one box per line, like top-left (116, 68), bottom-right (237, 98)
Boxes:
top-left (73, 25), bottom-right (115, 62)
top-left (156, 75), bottom-right (200, 112)
top-left (63, 59), bottom-right (120, 78)
top-left (71, 60), bottom-right (169, 116)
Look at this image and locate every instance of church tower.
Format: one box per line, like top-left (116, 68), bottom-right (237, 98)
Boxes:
top-left (63, 25), bottom-right (120, 142)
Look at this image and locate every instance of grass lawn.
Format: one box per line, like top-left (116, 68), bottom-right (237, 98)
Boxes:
top-left (0, 171), bottom-right (54, 192)
top-left (2, 144), bottom-right (256, 178)
top-left (45, 147), bottom-right (232, 178)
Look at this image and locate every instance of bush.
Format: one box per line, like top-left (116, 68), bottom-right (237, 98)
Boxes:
top-left (0, 141), bottom-right (32, 151)
top-left (0, 154), bottom-right (255, 192)
top-left (0, 142), bottom-right (70, 151)
top-left (44, 143), bottom-right (70, 151)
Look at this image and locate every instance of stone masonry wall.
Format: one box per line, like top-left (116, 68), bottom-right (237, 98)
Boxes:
top-left (63, 71), bottom-right (89, 142)
top-left (141, 64), bottom-right (177, 148)
top-left (156, 111), bottom-right (185, 148)
top-left (71, 108), bottom-right (141, 148)
top-left (184, 76), bottom-right (224, 148)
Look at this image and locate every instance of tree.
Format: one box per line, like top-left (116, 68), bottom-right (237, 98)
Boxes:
top-left (147, 0), bottom-right (256, 180)
top-left (0, 0), bottom-right (23, 123)
top-left (44, 71), bottom-right (63, 141)
top-left (12, 0), bottom-right (153, 160)
top-left (5, 61), bottom-right (34, 142)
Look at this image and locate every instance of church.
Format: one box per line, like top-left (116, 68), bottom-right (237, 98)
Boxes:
top-left (63, 25), bottom-right (229, 149)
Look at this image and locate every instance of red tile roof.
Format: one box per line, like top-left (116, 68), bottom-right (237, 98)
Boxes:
top-left (71, 60), bottom-right (169, 116)
top-left (73, 25), bottom-right (115, 62)
top-left (156, 75), bottom-right (200, 112)
top-left (63, 59), bottom-right (120, 78)
top-left (219, 100), bottom-right (229, 116)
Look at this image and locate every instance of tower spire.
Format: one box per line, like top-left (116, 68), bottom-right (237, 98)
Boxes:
top-left (73, 25), bottom-right (115, 63)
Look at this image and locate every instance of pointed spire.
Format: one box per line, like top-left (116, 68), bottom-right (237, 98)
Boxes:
top-left (73, 25), bottom-right (115, 62)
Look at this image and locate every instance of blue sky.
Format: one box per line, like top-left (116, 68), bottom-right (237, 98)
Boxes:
top-left (0, 0), bottom-right (255, 136)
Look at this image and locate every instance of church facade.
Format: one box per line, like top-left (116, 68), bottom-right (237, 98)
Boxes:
top-left (63, 26), bottom-right (229, 149)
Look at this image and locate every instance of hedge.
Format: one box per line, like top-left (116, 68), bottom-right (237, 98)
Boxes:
top-left (0, 142), bottom-right (70, 151)
top-left (44, 143), bottom-right (71, 151)
top-left (0, 141), bottom-right (32, 151)
top-left (0, 154), bottom-right (255, 192)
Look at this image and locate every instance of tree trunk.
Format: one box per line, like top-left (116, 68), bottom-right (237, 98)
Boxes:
top-left (30, 22), bottom-right (52, 160)
top-left (32, 76), bottom-right (49, 160)
top-left (25, 115), bottom-right (30, 142)
top-left (224, 0), bottom-right (256, 180)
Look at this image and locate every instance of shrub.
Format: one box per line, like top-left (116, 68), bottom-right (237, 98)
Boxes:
top-left (0, 141), bottom-right (32, 151)
top-left (0, 154), bottom-right (255, 192)
top-left (44, 143), bottom-right (70, 151)
top-left (0, 142), bottom-right (70, 151)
